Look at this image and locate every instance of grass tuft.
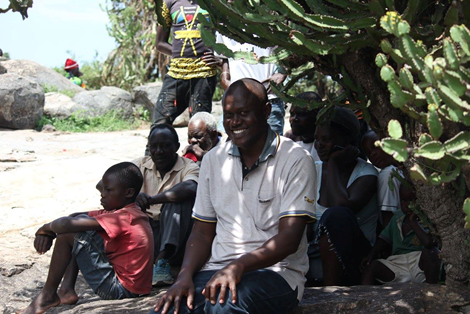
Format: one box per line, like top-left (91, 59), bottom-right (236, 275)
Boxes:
top-left (37, 110), bottom-right (141, 133)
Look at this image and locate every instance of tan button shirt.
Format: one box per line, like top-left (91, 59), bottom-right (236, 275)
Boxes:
top-left (132, 156), bottom-right (199, 220)
top-left (193, 130), bottom-right (317, 301)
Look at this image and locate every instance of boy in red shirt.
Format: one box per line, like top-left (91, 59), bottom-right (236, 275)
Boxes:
top-left (18, 162), bottom-right (154, 314)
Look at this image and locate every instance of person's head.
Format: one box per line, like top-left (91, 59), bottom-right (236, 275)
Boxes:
top-left (399, 183), bottom-right (416, 215)
top-left (148, 123), bottom-right (180, 172)
top-left (361, 130), bottom-right (397, 169)
top-left (101, 162), bottom-right (143, 211)
top-left (314, 106), bottom-right (360, 162)
top-left (64, 58), bottom-right (82, 76)
top-left (96, 179), bottom-right (103, 194)
top-left (188, 112), bottom-right (218, 151)
top-left (289, 91), bottom-right (321, 140)
top-left (222, 78), bottom-right (271, 151)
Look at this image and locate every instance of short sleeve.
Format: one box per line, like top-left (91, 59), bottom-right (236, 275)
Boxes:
top-left (377, 166), bottom-right (403, 212)
top-left (192, 155), bottom-right (216, 223)
top-left (94, 211), bottom-right (128, 239)
top-left (182, 161), bottom-right (200, 184)
top-left (278, 153), bottom-right (317, 223)
top-left (88, 209), bottom-right (106, 217)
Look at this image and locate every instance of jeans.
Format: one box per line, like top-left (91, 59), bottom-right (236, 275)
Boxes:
top-left (267, 97), bottom-right (285, 135)
top-left (150, 269), bottom-right (298, 314)
top-left (72, 231), bottom-right (138, 300)
top-left (152, 74), bottom-right (217, 125)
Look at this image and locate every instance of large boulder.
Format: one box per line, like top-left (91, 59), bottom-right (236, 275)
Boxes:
top-left (0, 59), bottom-right (83, 93)
top-left (132, 81), bottom-right (163, 121)
top-left (72, 86), bottom-right (134, 119)
top-left (0, 73), bottom-right (44, 129)
top-left (44, 92), bottom-right (87, 119)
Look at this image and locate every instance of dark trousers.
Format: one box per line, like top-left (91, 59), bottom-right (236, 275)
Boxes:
top-left (150, 200), bottom-right (194, 265)
top-left (152, 74), bottom-right (217, 125)
top-left (150, 269), bottom-right (299, 314)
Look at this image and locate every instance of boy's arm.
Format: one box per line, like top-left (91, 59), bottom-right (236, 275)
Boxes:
top-left (361, 238), bottom-right (391, 270)
top-left (409, 213), bottom-right (435, 248)
top-left (34, 216), bottom-right (103, 254)
top-left (36, 216), bottom-right (103, 236)
top-left (155, 25), bottom-right (172, 56)
top-left (136, 180), bottom-right (197, 210)
top-left (68, 211), bottom-right (89, 217)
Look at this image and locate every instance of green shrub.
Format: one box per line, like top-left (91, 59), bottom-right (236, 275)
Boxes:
top-left (37, 110), bottom-right (140, 133)
top-left (42, 84), bottom-right (77, 98)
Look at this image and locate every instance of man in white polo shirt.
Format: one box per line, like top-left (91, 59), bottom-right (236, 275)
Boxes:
top-left (151, 78), bottom-right (316, 314)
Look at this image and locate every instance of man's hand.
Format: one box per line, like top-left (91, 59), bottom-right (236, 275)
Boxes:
top-left (136, 192), bottom-right (152, 211)
top-left (153, 276), bottom-right (196, 314)
top-left (201, 51), bottom-right (222, 67)
top-left (183, 144), bottom-right (205, 161)
top-left (202, 263), bottom-right (243, 305)
top-left (34, 234), bottom-right (54, 254)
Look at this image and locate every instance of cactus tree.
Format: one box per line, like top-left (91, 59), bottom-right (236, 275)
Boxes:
top-left (192, 0), bottom-right (470, 291)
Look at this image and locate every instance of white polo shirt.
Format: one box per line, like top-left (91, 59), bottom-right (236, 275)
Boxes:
top-left (192, 130), bottom-right (317, 300)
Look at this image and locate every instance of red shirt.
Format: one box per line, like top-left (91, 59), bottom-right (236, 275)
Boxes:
top-left (89, 203), bottom-right (154, 295)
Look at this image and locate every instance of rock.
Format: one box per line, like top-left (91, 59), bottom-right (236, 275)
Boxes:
top-left (41, 124), bottom-right (56, 132)
top-left (0, 73), bottom-right (44, 129)
top-left (132, 82), bottom-right (163, 121)
top-left (44, 92), bottom-right (87, 119)
top-left (0, 59), bottom-right (83, 93)
top-left (293, 283), bottom-right (470, 314)
top-left (173, 107), bottom-right (190, 127)
top-left (0, 63), bottom-right (6, 75)
top-left (72, 86), bottom-right (134, 119)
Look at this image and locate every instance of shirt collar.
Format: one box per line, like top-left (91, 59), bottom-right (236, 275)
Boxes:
top-left (228, 128), bottom-right (280, 163)
top-left (142, 155), bottom-right (184, 176)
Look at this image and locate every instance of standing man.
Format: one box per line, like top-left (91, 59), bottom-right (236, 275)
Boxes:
top-left (216, 33), bottom-right (287, 135)
top-left (151, 78), bottom-right (317, 314)
top-left (151, 0), bottom-right (218, 128)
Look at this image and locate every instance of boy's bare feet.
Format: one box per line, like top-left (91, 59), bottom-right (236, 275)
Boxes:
top-left (16, 291), bottom-right (60, 314)
top-left (58, 289), bottom-right (79, 305)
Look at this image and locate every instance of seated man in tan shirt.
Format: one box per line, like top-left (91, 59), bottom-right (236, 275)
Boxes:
top-left (133, 124), bottom-right (199, 286)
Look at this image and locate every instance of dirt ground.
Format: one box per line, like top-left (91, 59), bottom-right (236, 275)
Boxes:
top-left (0, 125), bottom-right (191, 313)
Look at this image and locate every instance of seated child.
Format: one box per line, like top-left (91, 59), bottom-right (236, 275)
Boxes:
top-left (361, 183), bottom-right (441, 285)
top-left (362, 130), bottom-right (403, 229)
top-left (18, 162), bottom-right (154, 314)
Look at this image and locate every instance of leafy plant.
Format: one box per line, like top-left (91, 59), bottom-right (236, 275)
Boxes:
top-left (195, 0), bottom-right (470, 290)
top-left (42, 84), bottom-right (77, 98)
top-left (0, 0), bottom-right (32, 19)
top-left (37, 110), bottom-right (140, 133)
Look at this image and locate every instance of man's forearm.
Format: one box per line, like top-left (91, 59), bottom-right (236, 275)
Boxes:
top-left (151, 180), bottom-right (197, 205)
top-left (177, 221), bottom-right (215, 280)
top-left (229, 217), bottom-right (306, 274)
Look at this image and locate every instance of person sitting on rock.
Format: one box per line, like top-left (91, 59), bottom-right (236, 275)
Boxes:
top-left (133, 124), bottom-right (199, 286)
top-left (362, 130), bottom-right (403, 230)
top-left (361, 183), bottom-right (441, 285)
top-left (151, 78), bottom-right (317, 314)
top-left (286, 91), bottom-right (322, 161)
top-left (64, 58), bottom-right (86, 89)
top-left (18, 162), bottom-right (154, 314)
top-left (309, 106), bottom-right (378, 286)
top-left (182, 112), bottom-right (222, 163)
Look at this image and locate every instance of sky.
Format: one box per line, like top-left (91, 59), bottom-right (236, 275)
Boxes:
top-left (0, 0), bottom-right (116, 68)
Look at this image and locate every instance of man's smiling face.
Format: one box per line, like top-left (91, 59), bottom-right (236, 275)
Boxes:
top-left (222, 88), bottom-right (269, 151)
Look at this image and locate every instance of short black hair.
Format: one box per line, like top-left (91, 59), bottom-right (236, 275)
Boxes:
top-left (296, 91), bottom-right (322, 103)
top-left (104, 162), bottom-right (143, 201)
top-left (149, 123), bottom-right (179, 143)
